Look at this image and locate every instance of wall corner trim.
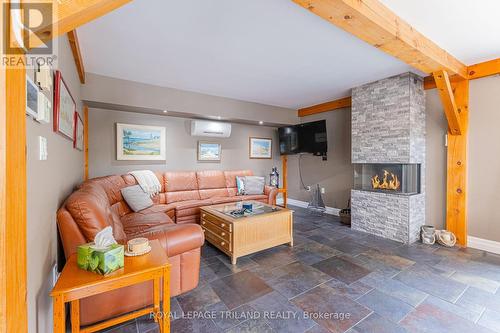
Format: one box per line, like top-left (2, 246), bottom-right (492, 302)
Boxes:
top-left (276, 198), bottom-right (340, 216)
top-left (467, 236), bottom-right (500, 255)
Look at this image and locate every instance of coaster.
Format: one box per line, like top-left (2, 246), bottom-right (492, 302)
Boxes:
top-left (124, 245), bottom-right (152, 257)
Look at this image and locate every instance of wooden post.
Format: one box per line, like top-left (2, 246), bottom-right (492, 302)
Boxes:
top-left (446, 79), bottom-right (469, 246)
top-left (2, 58), bottom-right (28, 333)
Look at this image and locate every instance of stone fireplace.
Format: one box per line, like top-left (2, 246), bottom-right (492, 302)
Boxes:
top-left (351, 73), bottom-right (425, 244)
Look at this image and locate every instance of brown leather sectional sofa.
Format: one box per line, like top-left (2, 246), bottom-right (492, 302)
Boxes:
top-left (57, 169), bottom-right (278, 325)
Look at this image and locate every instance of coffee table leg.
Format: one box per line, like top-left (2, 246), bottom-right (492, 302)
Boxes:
top-left (71, 299), bottom-right (80, 332)
top-left (162, 267), bottom-right (170, 333)
top-left (53, 295), bottom-right (65, 333)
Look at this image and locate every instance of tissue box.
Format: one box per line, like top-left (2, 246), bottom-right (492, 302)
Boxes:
top-left (77, 243), bottom-right (124, 275)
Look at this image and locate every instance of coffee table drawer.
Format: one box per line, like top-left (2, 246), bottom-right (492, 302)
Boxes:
top-left (204, 229), bottom-right (231, 253)
top-left (201, 212), bottom-right (231, 232)
top-left (201, 220), bottom-right (231, 242)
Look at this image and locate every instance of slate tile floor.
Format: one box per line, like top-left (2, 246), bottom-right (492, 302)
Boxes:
top-left (97, 206), bottom-right (500, 333)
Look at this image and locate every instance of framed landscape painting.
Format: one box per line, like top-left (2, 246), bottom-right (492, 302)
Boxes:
top-left (74, 112), bottom-right (84, 151)
top-left (198, 141), bottom-right (221, 162)
top-left (249, 137), bottom-right (272, 159)
top-left (116, 123), bottom-right (166, 160)
top-left (53, 70), bottom-right (76, 140)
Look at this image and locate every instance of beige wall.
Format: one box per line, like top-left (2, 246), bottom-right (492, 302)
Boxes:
top-left (82, 73), bottom-right (299, 125)
top-left (287, 108), bottom-right (353, 209)
top-left (469, 75), bottom-right (500, 241)
top-left (425, 89), bottom-right (448, 229)
top-left (88, 108), bottom-right (281, 180)
top-left (26, 37), bottom-right (84, 332)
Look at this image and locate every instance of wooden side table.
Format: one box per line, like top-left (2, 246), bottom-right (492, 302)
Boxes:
top-left (50, 240), bottom-right (170, 333)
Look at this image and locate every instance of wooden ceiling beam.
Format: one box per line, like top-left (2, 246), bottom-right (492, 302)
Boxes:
top-left (298, 96), bottom-right (351, 117)
top-left (292, 0), bottom-right (468, 78)
top-left (67, 30), bottom-right (85, 84)
top-left (31, 0), bottom-right (132, 46)
top-left (467, 58), bottom-right (500, 80)
top-left (433, 70), bottom-right (462, 135)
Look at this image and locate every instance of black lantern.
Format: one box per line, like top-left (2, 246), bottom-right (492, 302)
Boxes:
top-left (269, 167), bottom-right (279, 188)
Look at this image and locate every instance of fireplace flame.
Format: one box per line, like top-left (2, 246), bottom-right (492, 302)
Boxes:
top-left (371, 170), bottom-right (400, 191)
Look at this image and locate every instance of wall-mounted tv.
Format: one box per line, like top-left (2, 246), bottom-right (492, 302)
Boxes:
top-left (278, 120), bottom-right (327, 156)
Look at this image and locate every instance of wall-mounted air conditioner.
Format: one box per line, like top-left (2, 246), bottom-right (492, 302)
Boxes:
top-left (190, 120), bottom-right (231, 138)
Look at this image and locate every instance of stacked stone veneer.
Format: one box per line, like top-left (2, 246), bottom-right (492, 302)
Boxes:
top-left (351, 72), bottom-right (425, 244)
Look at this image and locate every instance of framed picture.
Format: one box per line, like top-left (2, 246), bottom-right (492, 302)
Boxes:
top-left (26, 75), bottom-right (39, 118)
top-left (74, 112), bottom-right (84, 151)
top-left (53, 70), bottom-right (76, 140)
top-left (197, 141), bottom-right (221, 162)
top-left (117, 123), bottom-right (166, 160)
top-left (249, 137), bottom-right (272, 159)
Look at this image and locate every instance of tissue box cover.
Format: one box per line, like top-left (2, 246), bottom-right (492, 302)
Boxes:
top-left (77, 243), bottom-right (124, 275)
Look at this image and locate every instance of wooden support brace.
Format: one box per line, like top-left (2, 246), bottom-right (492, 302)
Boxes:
top-left (446, 79), bottom-right (469, 247)
top-left (433, 70), bottom-right (462, 135)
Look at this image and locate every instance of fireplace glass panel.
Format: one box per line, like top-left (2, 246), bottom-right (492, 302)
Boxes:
top-left (353, 163), bottom-right (420, 195)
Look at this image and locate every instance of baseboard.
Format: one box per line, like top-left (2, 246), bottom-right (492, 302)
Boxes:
top-left (468, 236), bottom-right (500, 255)
top-left (276, 198), bottom-right (340, 216)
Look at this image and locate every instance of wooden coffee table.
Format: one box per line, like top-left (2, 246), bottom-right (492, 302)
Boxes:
top-left (200, 201), bottom-right (293, 264)
top-left (50, 239), bottom-right (170, 333)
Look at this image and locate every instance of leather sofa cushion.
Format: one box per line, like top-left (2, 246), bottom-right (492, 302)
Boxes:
top-left (240, 194), bottom-right (268, 202)
top-left (87, 175), bottom-right (128, 206)
top-left (196, 170), bottom-right (226, 189)
top-left (165, 171), bottom-right (199, 192)
top-left (210, 196), bottom-right (243, 205)
top-left (137, 223), bottom-right (204, 257)
top-left (165, 171), bottom-right (201, 203)
top-left (175, 199), bottom-right (212, 218)
top-left (65, 184), bottom-right (116, 242)
top-left (199, 188), bottom-right (228, 199)
top-left (121, 211), bottom-right (173, 236)
top-left (140, 203), bottom-right (176, 214)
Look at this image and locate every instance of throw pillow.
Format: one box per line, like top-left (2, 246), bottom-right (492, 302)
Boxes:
top-left (121, 185), bottom-right (153, 212)
top-left (244, 176), bottom-right (265, 195)
top-left (236, 176), bottom-right (246, 195)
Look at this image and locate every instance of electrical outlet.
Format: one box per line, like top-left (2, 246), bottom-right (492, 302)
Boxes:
top-left (321, 187), bottom-right (326, 194)
top-left (306, 186), bottom-right (311, 191)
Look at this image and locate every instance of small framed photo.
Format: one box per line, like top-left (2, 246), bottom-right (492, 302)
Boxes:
top-left (26, 75), bottom-right (39, 118)
top-left (198, 141), bottom-right (221, 162)
top-left (249, 137), bottom-right (272, 159)
top-left (53, 70), bottom-right (76, 140)
top-left (74, 112), bottom-right (84, 151)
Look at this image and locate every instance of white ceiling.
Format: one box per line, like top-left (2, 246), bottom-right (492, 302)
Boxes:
top-left (78, 0), bottom-right (499, 109)
top-left (380, 0), bottom-right (500, 65)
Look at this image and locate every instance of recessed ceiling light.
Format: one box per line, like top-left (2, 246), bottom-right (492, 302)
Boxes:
top-left (259, 121), bottom-right (264, 125)
top-left (163, 110), bottom-right (168, 113)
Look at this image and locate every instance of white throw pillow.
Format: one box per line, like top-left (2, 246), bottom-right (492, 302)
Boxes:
top-left (121, 185), bottom-right (154, 212)
top-left (244, 176), bottom-right (265, 195)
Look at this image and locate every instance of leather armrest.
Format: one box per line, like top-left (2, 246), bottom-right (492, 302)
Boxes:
top-left (264, 185), bottom-right (279, 205)
top-left (137, 223), bottom-right (204, 257)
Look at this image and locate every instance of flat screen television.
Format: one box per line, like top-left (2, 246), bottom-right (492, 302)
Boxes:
top-left (278, 120), bottom-right (327, 156)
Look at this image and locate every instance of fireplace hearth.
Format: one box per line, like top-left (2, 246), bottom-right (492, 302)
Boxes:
top-left (353, 163), bottom-right (420, 195)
